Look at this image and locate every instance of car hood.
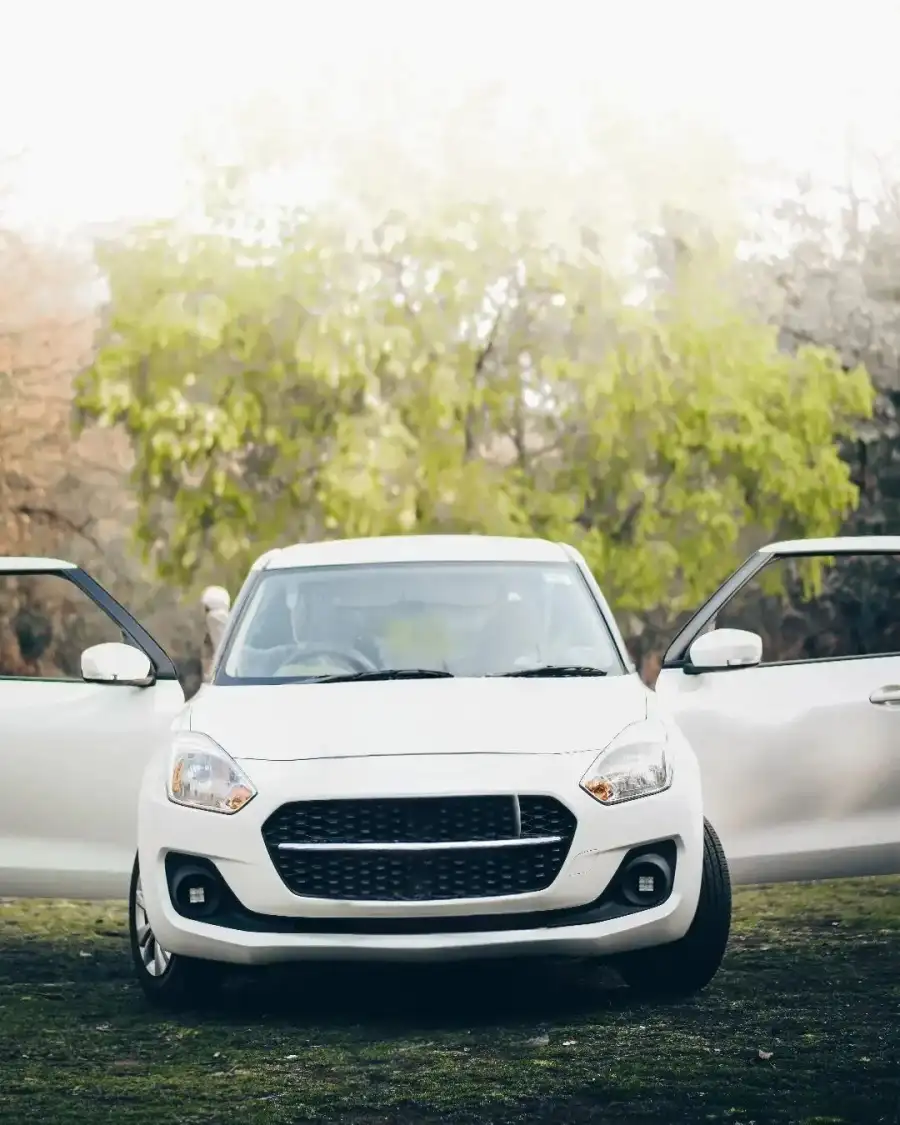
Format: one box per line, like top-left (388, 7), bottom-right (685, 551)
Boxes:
top-left (188, 675), bottom-right (648, 762)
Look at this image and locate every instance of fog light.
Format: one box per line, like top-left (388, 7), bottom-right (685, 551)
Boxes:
top-left (618, 853), bottom-right (673, 908)
top-left (169, 862), bottom-right (223, 920)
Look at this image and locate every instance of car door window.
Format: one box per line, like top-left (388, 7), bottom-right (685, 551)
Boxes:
top-left (0, 572), bottom-right (124, 680)
top-left (712, 552), bottom-right (900, 664)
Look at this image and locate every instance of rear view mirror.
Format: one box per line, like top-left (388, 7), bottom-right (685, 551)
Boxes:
top-left (82, 642), bottom-right (154, 686)
top-left (687, 628), bottom-right (762, 672)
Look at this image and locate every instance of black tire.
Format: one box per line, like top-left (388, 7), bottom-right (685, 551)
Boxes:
top-left (128, 856), bottom-right (227, 1010)
top-left (614, 818), bottom-right (732, 999)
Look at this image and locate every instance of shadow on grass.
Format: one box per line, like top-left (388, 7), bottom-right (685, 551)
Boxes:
top-left (0, 926), bottom-right (627, 1026)
top-left (1, 890), bottom-right (899, 1124)
top-left (0, 918), bottom-right (893, 1030)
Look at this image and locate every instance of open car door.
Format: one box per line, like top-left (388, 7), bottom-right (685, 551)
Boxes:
top-left (655, 537), bottom-right (900, 885)
top-left (0, 558), bottom-right (185, 899)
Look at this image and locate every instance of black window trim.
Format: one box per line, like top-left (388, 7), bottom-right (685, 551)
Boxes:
top-left (0, 566), bottom-right (178, 682)
top-left (662, 548), bottom-right (900, 671)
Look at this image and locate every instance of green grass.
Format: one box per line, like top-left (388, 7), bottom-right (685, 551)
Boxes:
top-left (0, 880), bottom-right (898, 1124)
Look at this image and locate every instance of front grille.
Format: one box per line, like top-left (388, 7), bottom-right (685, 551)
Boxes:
top-left (269, 840), bottom-right (571, 902)
top-left (262, 795), bottom-right (575, 846)
top-left (261, 795), bottom-right (577, 902)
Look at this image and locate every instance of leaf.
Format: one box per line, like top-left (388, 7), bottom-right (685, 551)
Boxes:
top-left (77, 185), bottom-right (874, 626)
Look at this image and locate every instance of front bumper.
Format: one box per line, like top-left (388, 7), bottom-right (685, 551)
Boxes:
top-left (138, 749), bottom-right (704, 965)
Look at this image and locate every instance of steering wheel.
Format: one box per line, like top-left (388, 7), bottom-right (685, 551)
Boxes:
top-left (274, 647), bottom-right (378, 676)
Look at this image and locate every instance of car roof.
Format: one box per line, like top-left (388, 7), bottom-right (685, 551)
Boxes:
top-left (760, 535), bottom-right (900, 555)
top-left (256, 535), bottom-right (571, 570)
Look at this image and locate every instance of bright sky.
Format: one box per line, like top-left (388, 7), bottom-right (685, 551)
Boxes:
top-left (4, 0), bottom-right (900, 231)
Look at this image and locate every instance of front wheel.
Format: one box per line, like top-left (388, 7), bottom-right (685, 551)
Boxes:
top-left (614, 818), bottom-right (732, 999)
top-left (128, 857), bottom-right (226, 1009)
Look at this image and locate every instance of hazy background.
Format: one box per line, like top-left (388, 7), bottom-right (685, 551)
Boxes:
top-left (5, 0), bottom-right (900, 229)
top-left (4, 0), bottom-right (900, 689)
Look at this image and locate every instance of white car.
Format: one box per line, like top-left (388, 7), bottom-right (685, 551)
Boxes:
top-left (2, 535), bottom-right (899, 1009)
top-left (134, 535), bottom-right (725, 1007)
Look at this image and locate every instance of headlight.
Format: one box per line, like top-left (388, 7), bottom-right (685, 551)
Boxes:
top-left (167, 731), bottom-right (257, 814)
top-left (580, 720), bottom-right (673, 805)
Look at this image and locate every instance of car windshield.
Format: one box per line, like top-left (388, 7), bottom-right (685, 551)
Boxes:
top-left (218, 560), bottom-right (624, 683)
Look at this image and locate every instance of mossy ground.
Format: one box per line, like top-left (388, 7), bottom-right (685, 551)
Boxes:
top-left (1, 879), bottom-right (898, 1124)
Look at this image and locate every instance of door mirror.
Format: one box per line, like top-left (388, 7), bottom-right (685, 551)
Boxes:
top-left (81, 642), bottom-right (154, 686)
top-left (687, 628), bottom-right (762, 672)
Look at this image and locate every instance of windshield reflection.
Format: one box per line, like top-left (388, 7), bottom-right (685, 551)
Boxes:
top-left (218, 560), bottom-right (622, 683)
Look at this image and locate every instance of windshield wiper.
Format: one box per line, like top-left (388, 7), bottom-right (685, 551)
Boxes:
top-left (311, 668), bottom-right (455, 684)
top-left (491, 664), bottom-right (608, 678)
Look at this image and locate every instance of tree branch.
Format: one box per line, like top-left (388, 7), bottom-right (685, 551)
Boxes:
top-left (464, 304), bottom-right (504, 459)
top-left (12, 505), bottom-right (102, 552)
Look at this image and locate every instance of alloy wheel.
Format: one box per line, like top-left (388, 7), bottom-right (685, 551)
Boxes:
top-left (133, 877), bottom-right (172, 977)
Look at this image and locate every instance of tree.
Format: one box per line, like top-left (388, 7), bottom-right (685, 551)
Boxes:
top-left (0, 164), bottom-right (207, 689)
top-left (76, 184), bottom-right (874, 643)
top-left (760, 169), bottom-right (900, 533)
top-left (0, 223), bottom-right (100, 555)
top-left (689, 162), bottom-right (900, 675)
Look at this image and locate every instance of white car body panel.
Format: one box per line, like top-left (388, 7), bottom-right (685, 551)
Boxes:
top-left (756, 536), bottom-right (900, 555)
top-left (0, 560), bottom-right (185, 900)
top-left (656, 658), bottom-right (900, 883)
top-left (0, 557), bottom-right (78, 572)
top-left (656, 535), bottom-right (900, 885)
top-left (0, 678), bottom-right (184, 899)
top-left (263, 534), bottom-right (573, 569)
top-left (186, 675), bottom-right (649, 761)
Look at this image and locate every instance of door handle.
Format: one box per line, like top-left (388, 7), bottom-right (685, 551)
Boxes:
top-left (869, 684), bottom-right (900, 705)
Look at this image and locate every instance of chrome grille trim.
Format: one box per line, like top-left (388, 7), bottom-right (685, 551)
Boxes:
top-left (276, 835), bottom-right (564, 853)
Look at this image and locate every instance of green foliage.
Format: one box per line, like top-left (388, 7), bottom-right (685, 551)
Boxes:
top-left (76, 191), bottom-right (875, 621)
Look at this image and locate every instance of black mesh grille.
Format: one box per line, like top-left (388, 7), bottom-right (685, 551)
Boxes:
top-left (518, 796), bottom-right (576, 839)
top-left (261, 795), bottom-right (577, 902)
top-left (262, 796), bottom-right (517, 846)
top-left (269, 841), bottom-right (570, 902)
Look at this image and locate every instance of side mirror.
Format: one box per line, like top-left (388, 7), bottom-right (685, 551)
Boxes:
top-left (81, 642), bottom-right (154, 686)
top-left (687, 628), bottom-right (762, 672)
